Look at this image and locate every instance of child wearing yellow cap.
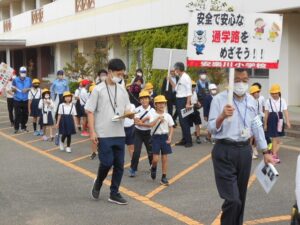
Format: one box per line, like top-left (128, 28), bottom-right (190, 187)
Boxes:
top-left (28, 79), bottom-right (42, 136)
top-left (148, 95), bottom-right (174, 186)
top-left (264, 84), bottom-right (291, 164)
top-left (56, 92), bottom-right (77, 153)
top-left (38, 89), bottom-right (55, 141)
top-left (128, 90), bottom-right (155, 177)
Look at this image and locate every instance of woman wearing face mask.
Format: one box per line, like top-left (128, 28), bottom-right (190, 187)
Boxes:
top-left (130, 69), bottom-right (145, 88)
top-left (38, 89), bottom-right (55, 141)
top-left (95, 69), bottom-right (108, 85)
top-left (264, 84), bottom-right (291, 164)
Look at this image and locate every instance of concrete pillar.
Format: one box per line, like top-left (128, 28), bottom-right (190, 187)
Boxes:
top-left (35, 0), bottom-right (41, 9)
top-left (9, 2), bottom-right (13, 18)
top-left (55, 43), bottom-right (71, 72)
top-left (37, 47), bottom-right (42, 79)
top-left (10, 1), bottom-right (22, 16)
top-left (21, 0), bottom-right (26, 12)
top-left (6, 48), bottom-right (11, 67)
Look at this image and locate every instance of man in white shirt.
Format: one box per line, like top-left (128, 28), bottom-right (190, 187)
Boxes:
top-left (169, 62), bottom-right (193, 148)
top-left (86, 58), bottom-right (133, 205)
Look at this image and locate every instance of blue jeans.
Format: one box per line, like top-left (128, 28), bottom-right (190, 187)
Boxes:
top-left (176, 97), bottom-right (192, 144)
top-left (95, 137), bottom-right (125, 195)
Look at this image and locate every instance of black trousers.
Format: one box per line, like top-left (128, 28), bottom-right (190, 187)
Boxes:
top-left (7, 98), bottom-right (14, 124)
top-left (167, 98), bottom-right (178, 122)
top-left (176, 97), bottom-right (192, 144)
top-left (14, 100), bottom-right (29, 130)
top-left (212, 142), bottom-right (252, 225)
top-left (130, 129), bottom-right (153, 171)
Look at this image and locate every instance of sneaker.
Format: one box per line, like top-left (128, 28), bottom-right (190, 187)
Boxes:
top-left (66, 147), bottom-right (72, 153)
top-left (252, 154), bottom-right (258, 160)
top-left (81, 131), bottom-right (90, 137)
top-left (42, 135), bottom-right (48, 141)
top-left (14, 130), bottom-right (19, 134)
top-left (185, 143), bottom-right (193, 148)
top-left (90, 152), bottom-right (97, 160)
top-left (108, 193), bottom-right (128, 205)
top-left (33, 131), bottom-right (39, 136)
top-left (21, 129), bottom-right (29, 133)
top-left (160, 177), bottom-right (169, 186)
top-left (150, 166), bottom-right (157, 180)
top-left (90, 178), bottom-right (100, 200)
top-left (175, 140), bottom-right (186, 146)
top-left (196, 137), bottom-right (202, 144)
top-left (59, 141), bottom-right (64, 151)
top-left (39, 130), bottom-right (44, 136)
top-left (128, 168), bottom-right (136, 177)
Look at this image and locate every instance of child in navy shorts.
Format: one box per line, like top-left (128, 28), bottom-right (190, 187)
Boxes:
top-left (149, 95), bottom-right (174, 186)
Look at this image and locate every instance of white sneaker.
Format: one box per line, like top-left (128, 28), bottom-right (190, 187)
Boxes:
top-left (59, 141), bottom-right (64, 151)
top-left (66, 147), bottom-right (72, 153)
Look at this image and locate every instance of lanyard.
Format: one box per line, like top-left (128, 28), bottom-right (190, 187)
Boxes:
top-left (105, 81), bottom-right (118, 114)
top-left (233, 97), bottom-right (248, 128)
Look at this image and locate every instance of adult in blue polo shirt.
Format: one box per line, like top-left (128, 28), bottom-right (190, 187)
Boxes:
top-left (12, 66), bottom-right (32, 133)
top-left (50, 70), bottom-right (69, 120)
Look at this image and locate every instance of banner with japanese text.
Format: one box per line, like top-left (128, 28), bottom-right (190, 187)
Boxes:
top-left (0, 62), bottom-right (14, 93)
top-left (187, 12), bottom-right (283, 69)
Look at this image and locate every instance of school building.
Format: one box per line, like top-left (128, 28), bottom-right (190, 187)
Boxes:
top-left (0, 0), bottom-right (299, 105)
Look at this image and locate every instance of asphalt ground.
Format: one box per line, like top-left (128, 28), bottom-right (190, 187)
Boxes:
top-left (0, 98), bottom-right (299, 225)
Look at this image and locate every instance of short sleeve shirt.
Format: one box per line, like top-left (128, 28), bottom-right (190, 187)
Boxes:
top-left (85, 82), bottom-right (131, 138)
top-left (134, 105), bottom-right (156, 131)
top-left (28, 88), bottom-right (41, 100)
top-left (265, 98), bottom-right (287, 112)
top-left (58, 103), bottom-right (77, 116)
top-left (149, 112), bottom-right (174, 135)
top-left (176, 72), bottom-right (192, 98)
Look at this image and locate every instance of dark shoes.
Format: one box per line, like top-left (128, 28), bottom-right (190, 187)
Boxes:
top-left (108, 193), bottom-right (128, 205)
top-left (185, 143), bottom-right (193, 148)
top-left (90, 179), bottom-right (101, 200)
top-left (151, 166), bottom-right (157, 180)
top-left (160, 176), bottom-right (169, 186)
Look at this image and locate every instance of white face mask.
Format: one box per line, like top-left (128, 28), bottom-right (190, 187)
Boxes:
top-left (233, 82), bottom-right (249, 97)
top-left (112, 76), bottom-right (122, 84)
top-left (200, 74), bottom-right (207, 80)
top-left (12, 75), bottom-right (16, 80)
top-left (100, 76), bottom-right (107, 82)
top-left (211, 90), bottom-right (217, 95)
top-left (137, 72), bottom-right (142, 77)
top-left (45, 94), bottom-right (50, 99)
top-left (20, 73), bottom-right (26, 78)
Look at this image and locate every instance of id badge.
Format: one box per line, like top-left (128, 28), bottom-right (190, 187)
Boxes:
top-left (111, 112), bottom-right (120, 122)
top-left (241, 128), bottom-right (250, 138)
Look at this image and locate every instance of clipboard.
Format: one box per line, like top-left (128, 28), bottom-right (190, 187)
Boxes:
top-left (181, 107), bottom-right (194, 118)
top-left (112, 112), bottom-right (137, 121)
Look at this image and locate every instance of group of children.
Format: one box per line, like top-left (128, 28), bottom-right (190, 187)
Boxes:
top-left (26, 78), bottom-right (96, 153)
top-left (249, 82), bottom-right (291, 163)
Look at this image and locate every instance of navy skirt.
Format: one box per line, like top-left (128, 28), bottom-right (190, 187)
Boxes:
top-left (30, 99), bottom-right (41, 117)
top-left (267, 112), bottom-right (285, 137)
top-left (189, 109), bottom-right (202, 126)
top-left (59, 114), bottom-right (76, 135)
top-left (125, 125), bottom-right (135, 145)
top-left (39, 112), bottom-right (54, 126)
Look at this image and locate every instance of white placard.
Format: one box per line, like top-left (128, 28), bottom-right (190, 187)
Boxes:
top-left (152, 48), bottom-right (187, 70)
top-left (0, 62), bottom-right (14, 93)
top-left (187, 12), bottom-right (283, 69)
top-left (255, 160), bottom-right (279, 194)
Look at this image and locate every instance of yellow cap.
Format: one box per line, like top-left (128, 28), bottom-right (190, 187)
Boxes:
top-left (63, 91), bottom-right (73, 97)
top-left (139, 90), bottom-right (150, 98)
top-left (269, 84), bottom-right (281, 94)
top-left (154, 95), bottom-right (167, 103)
top-left (192, 80), bottom-right (197, 86)
top-left (144, 82), bottom-right (154, 90)
top-left (78, 78), bottom-right (83, 83)
top-left (32, 79), bottom-right (40, 84)
top-left (250, 85), bottom-right (260, 94)
top-left (42, 88), bottom-right (50, 94)
top-left (89, 85), bottom-right (96, 93)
